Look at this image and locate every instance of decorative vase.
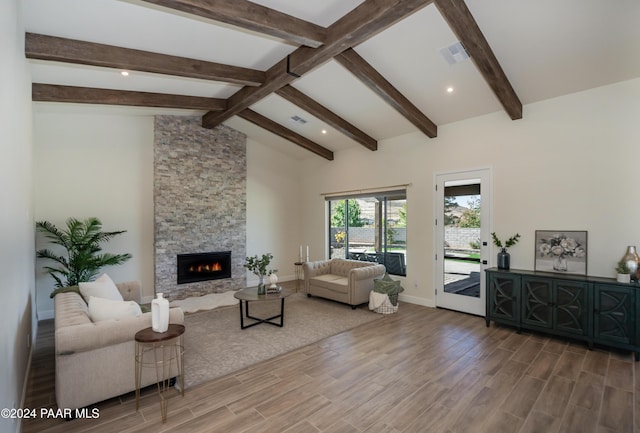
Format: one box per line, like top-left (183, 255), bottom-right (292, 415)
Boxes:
top-left (269, 273), bottom-right (278, 288)
top-left (257, 275), bottom-right (266, 295)
top-left (553, 255), bottom-right (568, 272)
top-left (151, 293), bottom-right (169, 333)
top-left (621, 246), bottom-right (640, 281)
top-left (497, 248), bottom-right (510, 270)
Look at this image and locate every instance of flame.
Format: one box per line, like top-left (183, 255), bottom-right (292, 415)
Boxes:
top-left (188, 262), bottom-right (222, 273)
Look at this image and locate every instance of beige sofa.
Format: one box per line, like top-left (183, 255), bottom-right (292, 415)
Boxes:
top-left (54, 281), bottom-right (184, 410)
top-left (303, 258), bottom-right (386, 308)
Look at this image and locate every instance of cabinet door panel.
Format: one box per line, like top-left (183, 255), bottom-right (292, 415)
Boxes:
top-left (555, 281), bottom-right (589, 335)
top-left (488, 273), bottom-right (519, 324)
top-left (522, 278), bottom-right (552, 329)
top-left (594, 285), bottom-right (634, 345)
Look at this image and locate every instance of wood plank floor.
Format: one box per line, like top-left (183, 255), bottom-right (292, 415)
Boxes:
top-left (21, 301), bottom-right (639, 433)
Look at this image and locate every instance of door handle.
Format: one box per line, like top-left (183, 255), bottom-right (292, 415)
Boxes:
top-left (482, 260), bottom-right (488, 265)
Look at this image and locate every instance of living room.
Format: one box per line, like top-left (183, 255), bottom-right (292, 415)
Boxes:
top-left (3, 0), bottom-right (640, 432)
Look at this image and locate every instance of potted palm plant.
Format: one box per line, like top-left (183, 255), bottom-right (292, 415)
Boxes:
top-left (36, 217), bottom-right (132, 292)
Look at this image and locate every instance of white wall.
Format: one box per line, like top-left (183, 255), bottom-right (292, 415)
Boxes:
top-left (0, 1), bottom-right (35, 432)
top-left (33, 112), bottom-right (154, 316)
top-left (33, 113), bottom-right (303, 315)
top-left (32, 78), bottom-right (640, 313)
top-left (299, 78), bottom-right (640, 305)
top-left (246, 137), bottom-right (302, 285)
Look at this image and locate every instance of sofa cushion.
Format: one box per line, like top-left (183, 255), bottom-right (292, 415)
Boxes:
top-left (88, 296), bottom-right (142, 322)
top-left (311, 274), bottom-right (349, 293)
top-left (79, 273), bottom-right (123, 302)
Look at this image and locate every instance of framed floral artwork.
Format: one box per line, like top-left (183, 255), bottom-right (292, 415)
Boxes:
top-left (534, 230), bottom-right (587, 275)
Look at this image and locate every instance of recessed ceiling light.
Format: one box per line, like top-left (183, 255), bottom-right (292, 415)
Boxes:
top-left (321, 129), bottom-right (327, 134)
top-left (121, 71), bottom-right (129, 77)
top-left (446, 87), bottom-right (454, 93)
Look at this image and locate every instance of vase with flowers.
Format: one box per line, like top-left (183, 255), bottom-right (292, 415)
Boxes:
top-left (538, 234), bottom-right (585, 272)
top-left (244, 253), bottom-right (278, 295)
top-left (491, 232), bottom-right (520, 270)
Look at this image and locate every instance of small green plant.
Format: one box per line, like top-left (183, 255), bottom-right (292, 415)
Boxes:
top-left (616, 260), bottom-right (630, 274)
top-left (244, 253), bottom-right (277, 279)
top-left (491, 232), bottom-right (521, 250)
top-left (469, 239), bottom-right (481, 250)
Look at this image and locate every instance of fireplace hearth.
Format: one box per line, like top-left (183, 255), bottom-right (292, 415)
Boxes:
top-left (177, 251), bottom-right (232, 284)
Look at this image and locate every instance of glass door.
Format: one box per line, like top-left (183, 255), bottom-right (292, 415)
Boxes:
top-left (435, 169), bottom-right (491, 316)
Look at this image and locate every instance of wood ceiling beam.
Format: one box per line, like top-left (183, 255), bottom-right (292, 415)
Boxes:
top-left (25, 33), bottom-right (264, 87)
top-left (32, 83), bottom-right (227, 111)
top-left (238, 109), bottom-right (334, 161)
top-left (275, 85), bottom-right (378, 151)
top-left (139, 0), bottom-right (326, 48)
top-left (335, 48), bottom-right (437, 138)
top-left (434, 0), bottom-right (522, 120)
top-left (202, 0), bottom-right (433, 129)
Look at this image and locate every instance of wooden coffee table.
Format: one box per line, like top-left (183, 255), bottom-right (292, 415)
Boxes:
top-left (233, 287), bottom-right (292, 329)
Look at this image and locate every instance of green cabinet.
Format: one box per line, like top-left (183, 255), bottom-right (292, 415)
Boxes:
top-left (486, 268), bottom-right (639, 360)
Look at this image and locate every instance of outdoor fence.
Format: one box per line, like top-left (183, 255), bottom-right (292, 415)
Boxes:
top-left (445, 227), bottom-right (480, 250)
top-left (330, 227), bottom-right (406, 249)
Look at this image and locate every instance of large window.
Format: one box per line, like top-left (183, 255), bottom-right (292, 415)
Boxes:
top-left (327, 190), bottom-right (406, 276)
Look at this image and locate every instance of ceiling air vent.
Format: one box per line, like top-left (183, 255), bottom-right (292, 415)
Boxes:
top-left (439, 41), bottom-right (470, 65)
top-left (289, 115), bottom-right (308, 125)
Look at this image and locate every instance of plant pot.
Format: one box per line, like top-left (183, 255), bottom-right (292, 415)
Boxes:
top-left (497, 249), bottom-right (510, 270)
top-left (617, 273), bottom-right (631, 284)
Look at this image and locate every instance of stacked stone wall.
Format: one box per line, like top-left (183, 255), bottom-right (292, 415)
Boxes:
top-left (154, 116), bottom-right (246, 300)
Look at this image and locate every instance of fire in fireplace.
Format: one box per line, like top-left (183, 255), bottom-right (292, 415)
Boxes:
top-left (177, 251), bottom-right (231, 284)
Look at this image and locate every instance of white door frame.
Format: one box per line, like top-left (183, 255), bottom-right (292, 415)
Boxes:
top-left (434, 167), bottom-right (492, 316)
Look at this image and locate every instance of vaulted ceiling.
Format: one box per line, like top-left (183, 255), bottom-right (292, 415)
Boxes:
top-left (24, 0), bottom-right (640, 161)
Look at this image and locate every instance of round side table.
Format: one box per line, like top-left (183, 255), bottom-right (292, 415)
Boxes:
top-left (134, 324), bottom-right (185, 423)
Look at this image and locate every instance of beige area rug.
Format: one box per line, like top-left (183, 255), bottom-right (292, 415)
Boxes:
top-left (182, 293), bottom-right (383, 388)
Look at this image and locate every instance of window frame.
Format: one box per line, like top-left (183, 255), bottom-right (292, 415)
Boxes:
top-left (326, 189), bottom-right (406, 276)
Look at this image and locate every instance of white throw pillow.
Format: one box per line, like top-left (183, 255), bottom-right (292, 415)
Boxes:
top-left (79, 274), bottom-right (123, 302)
top-left (95, 273), bottom-right (115, 285)
top-left (88, 296), bottom-right (142, 322)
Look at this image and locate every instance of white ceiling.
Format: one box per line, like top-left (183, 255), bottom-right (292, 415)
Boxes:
top-left (24, 0), bottom-right (640, 160)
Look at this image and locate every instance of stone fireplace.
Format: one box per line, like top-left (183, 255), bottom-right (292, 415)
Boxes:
top-left (154, 116), bottom-right (246, 300)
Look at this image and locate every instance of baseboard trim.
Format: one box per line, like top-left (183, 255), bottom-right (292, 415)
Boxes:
top-left (398, 294), bottom-right (435, 308)
top-left (38, 309), bottom-right (54, 320)
top-left (17, 325), bottom-right (35, 433)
